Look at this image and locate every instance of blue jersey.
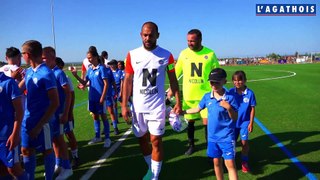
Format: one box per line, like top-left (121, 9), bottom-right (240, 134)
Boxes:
top-left (86, 64), bottom-right (109, 102)
top-left (52, 66), bottom-right (69, 114)
top-left (120, 70), bottom-right (125, 80)
top-left (106, 67), bottom-right (115, 97)
top-left (23, 63), bottom-right (57, 129)
top-left (199, 91), bottom-right (238, 142)
top-left (111, 69), bottom-right (122, 95)
top-left (0, 72), bottom-right (22, 140)
top-left (229, 87), bottom-right (256, 128)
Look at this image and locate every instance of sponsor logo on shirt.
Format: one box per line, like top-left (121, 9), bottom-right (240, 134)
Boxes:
top-left (158, 59), bottom-right (164, 65)
top-left (140, 88), bottom-right (159, 95)
top-left (188, 79), bottom-right (204, 84)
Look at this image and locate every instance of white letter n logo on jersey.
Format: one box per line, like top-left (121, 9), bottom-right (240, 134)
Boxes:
top-left (142, 69), bottom-right (157, 86)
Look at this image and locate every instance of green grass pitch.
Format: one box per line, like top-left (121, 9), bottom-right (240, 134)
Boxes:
top-left (34, 63), bottom-right (320, 179)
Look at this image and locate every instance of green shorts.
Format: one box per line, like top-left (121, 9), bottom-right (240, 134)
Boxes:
top-left (183, 100), bottom-right (208, 120)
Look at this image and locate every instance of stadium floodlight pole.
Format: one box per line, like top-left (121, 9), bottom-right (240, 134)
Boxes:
top-left (50, 0), bottom-right (57, 50)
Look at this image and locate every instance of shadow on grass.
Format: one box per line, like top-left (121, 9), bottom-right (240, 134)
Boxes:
top-left (243, 131), bottom-right (320, 179)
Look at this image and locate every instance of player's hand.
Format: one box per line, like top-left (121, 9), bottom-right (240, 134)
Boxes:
top-left (70, 66), bottom-right (77, 75)
top-left (220, 100), bottom-right (231, 110)
top-left (60, 114), bottom-right (68, 124)
top-left (29, 126), bottom-right (42, 139)
top-left (6, 133), bottom-right (20, 151)
top-left (121, 106), bottom-right (131, 125)
top-left (248, 123), bottom-right (253, 133)
top-left (77, 83), bottom-right (85, 90)
top-left (99, 98), bottom-right (105, 105)
top-left (11, 67), bottom-right (24, 81)
top-left (172, 103), bottom-right (182, 115)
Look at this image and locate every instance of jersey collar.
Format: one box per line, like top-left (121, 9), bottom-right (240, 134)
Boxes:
top-left (210, 90), bottom-right (227, 101)
top-left (32, 62), bottom-right (46, 72)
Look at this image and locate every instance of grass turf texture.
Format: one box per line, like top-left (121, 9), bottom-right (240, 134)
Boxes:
top-left (34, 63), bottom-right (320, 179)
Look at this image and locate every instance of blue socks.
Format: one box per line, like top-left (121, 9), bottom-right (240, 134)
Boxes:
top-left (102, 120), bottom-right (110, 138)
top-left (16, 172), bottom-right (28, 180)
top-left (114, 107), bottom-right (118, 121)
top-left (94, 120), bottom-right (101, 138)
top-left (56, 157), bottom-right (62, 167)
top-left (56, 157), bottom-right (71, 169)
top-left (23, 155), bottom-right (36, 180)
top-left (44, 152), bottom-right (55, 180)
top-left (112, 120), bottom-right (118, 129)
top-left (62, 159), bottom-right (71, 169)
top-left (242, 155), bottom-right (249, 162)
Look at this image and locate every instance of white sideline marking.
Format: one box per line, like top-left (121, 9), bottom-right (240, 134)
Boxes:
top-left (80, 128), bottom-right (132, 180)
top-left (165, 70), bottom-right (297, 85)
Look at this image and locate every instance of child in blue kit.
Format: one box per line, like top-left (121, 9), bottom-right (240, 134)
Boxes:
top-left (20, 40), bottom-right (59, 180)
top-left (229, 70), bottom-right (256, 173)
top-left (183, 68), bottom-right (239, 180)
top-left (0, 72), bottom-right (27, 179)
top-left (71, 48), bottom-right (112, 148)
top-left (43, 47), bottom-right (73, 179)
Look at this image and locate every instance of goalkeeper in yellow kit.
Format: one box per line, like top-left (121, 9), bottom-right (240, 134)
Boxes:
top-left (175, 29), bottom-right (220, 155)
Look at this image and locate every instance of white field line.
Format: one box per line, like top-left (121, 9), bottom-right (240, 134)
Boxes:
top-left (80, 128), bottom-right (132, 180)
top-left (165, 70), bottom-right (297, 85)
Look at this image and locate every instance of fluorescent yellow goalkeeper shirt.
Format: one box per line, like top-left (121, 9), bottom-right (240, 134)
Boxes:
top-left (175, 46), bottom-right (220, 101)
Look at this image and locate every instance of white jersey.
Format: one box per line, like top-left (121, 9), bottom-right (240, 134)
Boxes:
top-left (104, 59), bottom-right (111, 67)
top-left (0, 64), bottom-right (21, 78)
top-left (125, 46), bottom-right (175, 112)
top-left (82, 58), bottom-right (91, 72)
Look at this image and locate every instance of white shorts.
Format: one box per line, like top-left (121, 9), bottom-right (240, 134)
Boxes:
top-left (131, 106), bottom-right (166, 137)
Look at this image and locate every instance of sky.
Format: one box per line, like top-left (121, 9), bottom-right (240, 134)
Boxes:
top-left (1, 0), bottom-right (319, 62)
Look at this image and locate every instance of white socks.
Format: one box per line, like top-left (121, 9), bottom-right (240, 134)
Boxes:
top-left (151, 159), bottom-right (162, 180)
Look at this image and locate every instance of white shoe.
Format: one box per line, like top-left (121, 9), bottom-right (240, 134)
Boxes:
top-left (88, 137), bottom-right (102, 145)
top-left (55, 168), bottom-right (73, 180)
top-left (43, 165), bottom-right (61, 176)
top-left (54, 165), bottom-right (62, 174)
top-left (104, 138), bottom-right (111, 148)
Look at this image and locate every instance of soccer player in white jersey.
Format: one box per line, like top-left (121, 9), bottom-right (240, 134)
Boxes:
top-left (0, 47), bottom-right (25, 81)
top-left (0, 47), bottom-right (26, 106)
top-left (122, 22), bottom-right (182, 180)
top-left (20, 40), bottom-right (59, 180)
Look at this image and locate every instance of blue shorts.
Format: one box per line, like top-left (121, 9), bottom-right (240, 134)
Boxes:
top-left (235, 126), bottom-right (249, 141)
top-left (50, 114), bottom-right (64, 138)
top-left (0, 141), bottom-right (20, 168)
top-left (207, 141), bottom-right (236, 160)
top-left (88, 100), bottom-right (107, 114)
top-left (64, 120), bottom-right (74, 133)
top-left (21, 123), bottom-right (53, 152)
top-left (105, 96), bottom-right (114, 107)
